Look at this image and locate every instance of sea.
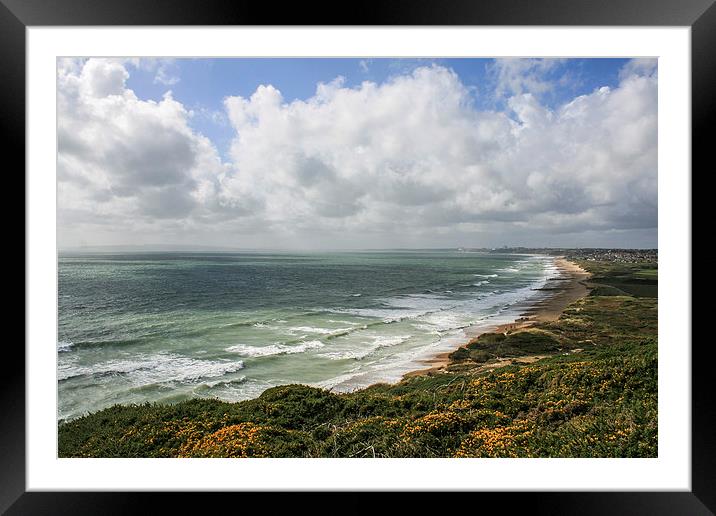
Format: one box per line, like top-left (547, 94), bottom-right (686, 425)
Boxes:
top-left (57, 250), bottom-right (559, 421)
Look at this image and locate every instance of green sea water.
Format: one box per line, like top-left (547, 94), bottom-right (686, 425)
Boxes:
top-left (57, 250), bottom-right (558, 421)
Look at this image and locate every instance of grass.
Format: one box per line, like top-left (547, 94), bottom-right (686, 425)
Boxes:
top-left (58, 259), bottom-right (658, 458)
top-left (574, 259), bottom-right (658, 298)
top-left (449, 329), bottom-right (563, 363)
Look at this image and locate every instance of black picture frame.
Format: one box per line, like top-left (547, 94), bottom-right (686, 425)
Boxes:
top-left (5, 0), bottom-right (709, 513)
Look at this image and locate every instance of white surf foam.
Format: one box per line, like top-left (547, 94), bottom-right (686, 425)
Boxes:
top-left (318, 334), bottom-right (412, 361)
top-left (58, 340), bottom-right (74, 352)
top-left (288, 326), bottom-right (352, 335)
top-left (58, 353), bottom-right (244, 385)
top-left (226, 340), bottom-right (324, 357)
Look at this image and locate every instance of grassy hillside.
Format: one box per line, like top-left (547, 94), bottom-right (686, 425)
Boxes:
top-left (58, 260), bottom-right (658, 458)
top-left (576, 259), bottom-right (658, 298)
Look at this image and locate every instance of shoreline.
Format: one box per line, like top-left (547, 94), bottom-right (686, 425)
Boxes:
top-left (59, 255), bottom-right (592, 420)
top-left (60, 256), bottom-right (658, 458)
top-left (402, 256), bottom-right (591, 378)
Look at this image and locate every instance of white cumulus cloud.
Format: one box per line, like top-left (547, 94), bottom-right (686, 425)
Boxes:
top-left (57, 58), bottom-right (657, 249)
top-left (57, 58), bottom-right (230, 243)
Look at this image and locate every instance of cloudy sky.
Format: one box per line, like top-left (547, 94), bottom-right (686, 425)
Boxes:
top-left (57, 57), bottom-right (657, 250)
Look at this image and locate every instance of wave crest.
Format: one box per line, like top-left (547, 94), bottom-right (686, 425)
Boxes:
top-left (226, 340), bottom-right (324, 357)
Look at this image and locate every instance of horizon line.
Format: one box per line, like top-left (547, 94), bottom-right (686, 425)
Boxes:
top-left (58, 244), bottom-right (659, 253)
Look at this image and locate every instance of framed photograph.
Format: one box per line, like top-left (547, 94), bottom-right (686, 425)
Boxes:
top-left (8, 0), bottom-right (709, 512)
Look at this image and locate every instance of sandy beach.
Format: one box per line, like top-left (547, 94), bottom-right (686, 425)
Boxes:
top-left (404, 257), bottom-right (591, 378)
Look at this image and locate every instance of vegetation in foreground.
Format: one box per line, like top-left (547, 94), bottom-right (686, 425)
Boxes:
top-left (58, 260), bottom-right (657, 458)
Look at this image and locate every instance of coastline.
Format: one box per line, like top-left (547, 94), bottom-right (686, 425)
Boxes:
top-left (58, 253), bottom-right (591, 420)
top-left (60, 255), bottom-right (658, 458)
top-left (403, 256), bottom-right (591, 378)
